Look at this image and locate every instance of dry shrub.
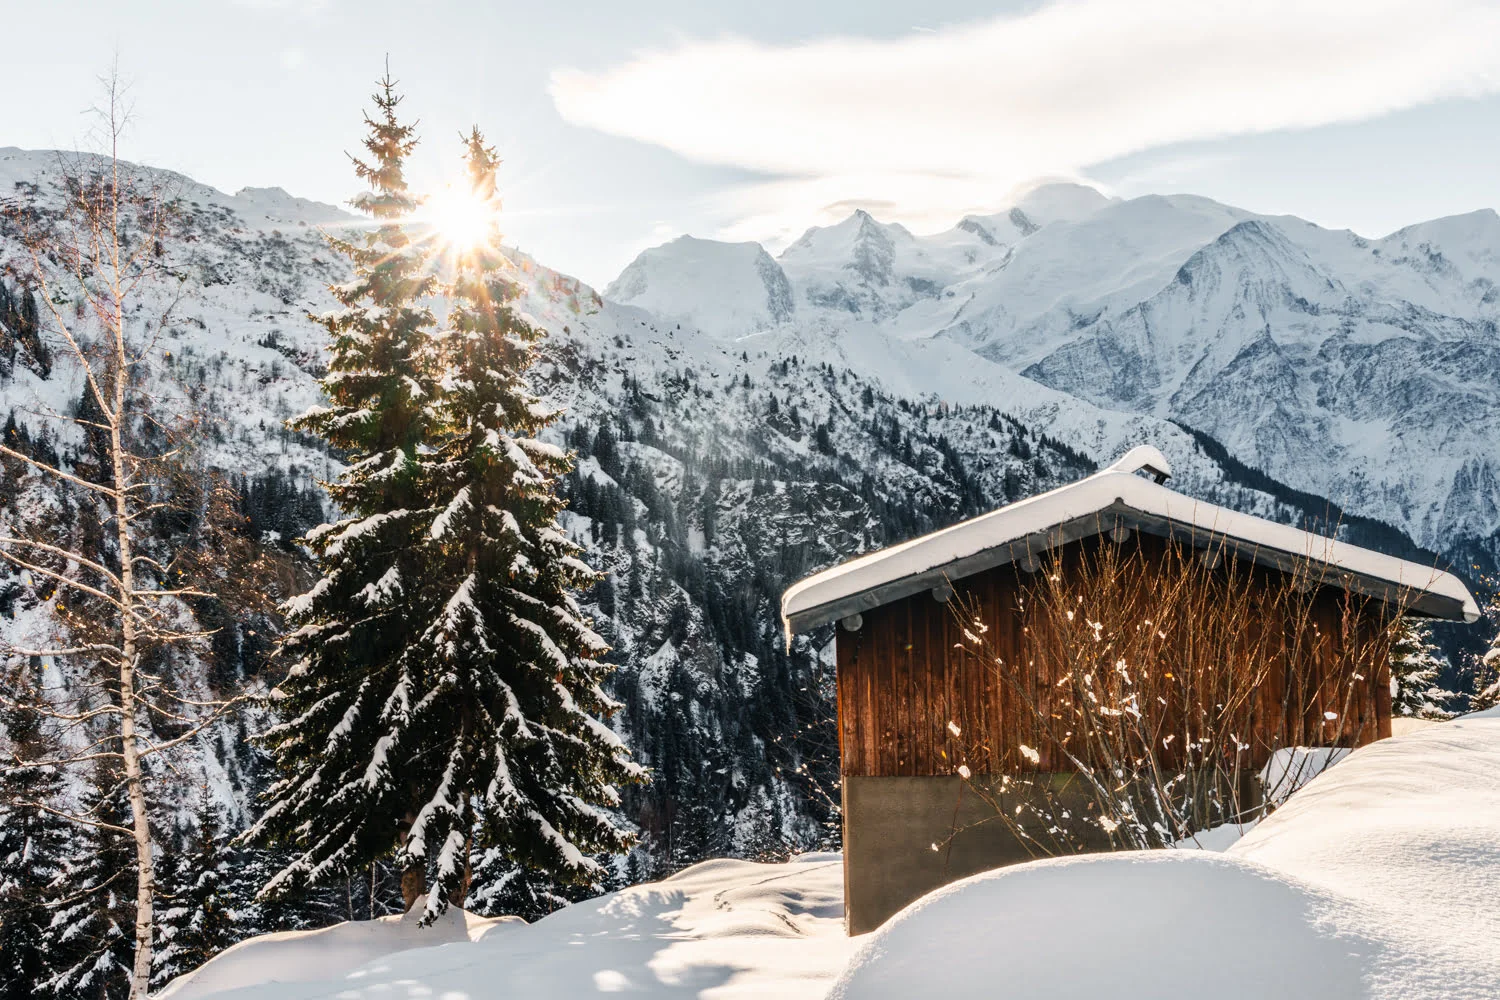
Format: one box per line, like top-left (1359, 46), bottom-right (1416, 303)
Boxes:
top-left (949, 531), bottom-right (1399, 854)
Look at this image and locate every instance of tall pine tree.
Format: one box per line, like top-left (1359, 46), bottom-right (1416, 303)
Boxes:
top-left (248, 70), bottom-right (445, 910)
top-left (398, 130), bottom-right (639, 922)
top-left (251, 88), bottom-right (637, 924)
top-left (152, 788), bottom-right (236, 990)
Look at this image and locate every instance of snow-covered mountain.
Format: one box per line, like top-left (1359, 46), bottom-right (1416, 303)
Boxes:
top-left (612, 181), bottom-right (1500, 567)
top-left (1, 148), bottom-right (1492, 911)
top-left (606, 236), bottom-right (794, 336)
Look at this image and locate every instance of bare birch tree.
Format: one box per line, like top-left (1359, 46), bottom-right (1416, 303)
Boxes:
top-left (0, 72), bottom-right (245, 999)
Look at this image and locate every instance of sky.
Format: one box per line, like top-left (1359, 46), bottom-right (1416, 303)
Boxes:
top-left (3, 0), bottom-right (1499, 288)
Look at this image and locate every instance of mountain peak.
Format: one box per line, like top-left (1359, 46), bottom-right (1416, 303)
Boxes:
top-left (230, 186), bottom-right (352, 225)
top-left (1008, 181), bottom-right (1113, 227)
top-left (606, 235), bottom-right (794, 336)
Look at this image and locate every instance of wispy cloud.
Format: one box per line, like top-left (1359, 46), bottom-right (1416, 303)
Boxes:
top-left (550, 0), bottom-right (1500, 239)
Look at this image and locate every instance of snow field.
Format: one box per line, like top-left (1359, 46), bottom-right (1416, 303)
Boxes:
top-left (159, 854), bottom-right (853, 999)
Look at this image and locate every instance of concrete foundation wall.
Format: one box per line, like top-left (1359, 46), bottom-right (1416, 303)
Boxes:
top-left (843, 773), bottom-right (1264, 934)
top-left (843, 774), bottom-right (1121, 934)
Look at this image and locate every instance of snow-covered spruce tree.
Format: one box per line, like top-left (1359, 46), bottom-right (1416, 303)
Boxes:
top-left (1473, 593), bottom-right (1500, 713)
top-left (152, 787), bottom-right (235, 990)
top-left (396, 130), bottom-right (639, 922)
top-left (45, 764), bottom-right (136, 1000)
top-left (247, 72), bottom-right (446, 912)
top-left (1389, 618), bottom-right (1458, 720)
top-left (0, 702), bottom-right (71, 998)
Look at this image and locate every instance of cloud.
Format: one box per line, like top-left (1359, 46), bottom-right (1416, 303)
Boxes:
top-left (232, 0), bottom-right (333, 13)
top-left (550, 0), bottom-right (1500, 238)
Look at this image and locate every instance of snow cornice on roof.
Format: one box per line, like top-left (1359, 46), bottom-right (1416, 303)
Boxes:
top-left (781, 446), bottom-right (1479, 636)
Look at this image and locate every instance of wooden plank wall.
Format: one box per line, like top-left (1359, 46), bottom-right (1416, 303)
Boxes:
top-left (834, 535), bottom-right (1393, 779)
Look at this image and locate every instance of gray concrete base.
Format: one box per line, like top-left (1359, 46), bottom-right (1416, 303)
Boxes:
top-left (841, 774), bottom-right (1105, 934)
top-left (846, 773), bottom-right (1266, 941)
top-left (842, 773), bottom-right (1263, 934)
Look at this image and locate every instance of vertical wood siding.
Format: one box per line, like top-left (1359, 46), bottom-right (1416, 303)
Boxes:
top-left (834, 535), bottom-right (1394, 779)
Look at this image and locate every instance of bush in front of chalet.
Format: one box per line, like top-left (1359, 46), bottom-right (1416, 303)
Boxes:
top-left (946, 537), bottom-right (1401, 853)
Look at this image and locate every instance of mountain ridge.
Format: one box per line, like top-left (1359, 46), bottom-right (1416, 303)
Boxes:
top-left (608, 182), bottom-right (1500, 564)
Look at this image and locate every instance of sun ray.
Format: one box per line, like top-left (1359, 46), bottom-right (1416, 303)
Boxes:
top-left (421, 179), bottom-right (501, 257)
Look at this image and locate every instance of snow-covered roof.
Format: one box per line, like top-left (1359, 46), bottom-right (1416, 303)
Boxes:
top-left (782, 446), bottom-right (1480, 635)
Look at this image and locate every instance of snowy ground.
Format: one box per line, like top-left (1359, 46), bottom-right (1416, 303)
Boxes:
top-left (164, 712), bottom-right (1500, 999)
top-left (160, 854), bottom-right (852, 999)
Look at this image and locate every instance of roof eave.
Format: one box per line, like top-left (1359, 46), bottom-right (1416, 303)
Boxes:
top-left (783, 502), bottom-right (1477, 635)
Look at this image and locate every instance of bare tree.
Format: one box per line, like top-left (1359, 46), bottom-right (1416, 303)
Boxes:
top-left (941, 537), bottom-right (1400, 858)
top-left (0, 72), bottom-right (245, 999)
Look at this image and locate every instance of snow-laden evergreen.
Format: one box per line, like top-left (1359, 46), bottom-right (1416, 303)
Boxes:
top-left (45, 765), bottom-right (135, 1000)
top-left (249, 104), bottom-right (638, 923)
top-left (247, 74), bottom-right (448, 908)
top-left (153, 789), bottom-right (236, 991)
top-left (395, 132), bottom-right (638, 921)
top-left (1475, 595), bottom-right (1500, 712)
top-left (1389, 618), bottom-right (1458, 719)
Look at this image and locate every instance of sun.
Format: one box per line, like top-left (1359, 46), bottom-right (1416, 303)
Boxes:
top-left (426, 182), bottom-right (497, 254)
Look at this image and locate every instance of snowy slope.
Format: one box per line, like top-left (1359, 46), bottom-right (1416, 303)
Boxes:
top-left (159, 713), bottom-right (1500, 999)
top-left (158, 855), bottom-right (851, 1000)
top-left (1231, 707), bottom-right (1500, 996)
top-left (157, 901), bottom-right (517, 999)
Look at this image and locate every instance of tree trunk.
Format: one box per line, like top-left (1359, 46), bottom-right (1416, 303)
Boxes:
top-left (447, 791), bottom-right (474, 909)
top-left (399, 809), bottom-right (427, 912)
top-left (112, 323), bottom-right (155, 1000)
top-left (400, 862), bottom-right (427, 913)
top-left (121, 645), bottom-right (155, 1000)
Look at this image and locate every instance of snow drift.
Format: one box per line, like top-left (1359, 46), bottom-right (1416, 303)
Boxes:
top-left (157, 855), bottom-right (851, 999)
top-left (156, 899), bottom-right (516, 999)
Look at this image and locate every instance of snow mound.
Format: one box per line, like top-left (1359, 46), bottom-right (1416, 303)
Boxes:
top-left (1231, 709), bottom-right (1500, 997)
top-left (829, 852), bottom-right (1374, 1000)
top-left (162, 716), bottom-right (1500, 999)
top-left (157, 856), bottom-right (852, 999)
top-left (157, 897), bottom-right (515, 999)
top-left (832, 710), bottom-right (1500, 999)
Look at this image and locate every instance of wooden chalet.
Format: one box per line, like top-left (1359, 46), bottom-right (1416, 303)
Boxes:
top-left (781, 446), bottom-right (1478, 933)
